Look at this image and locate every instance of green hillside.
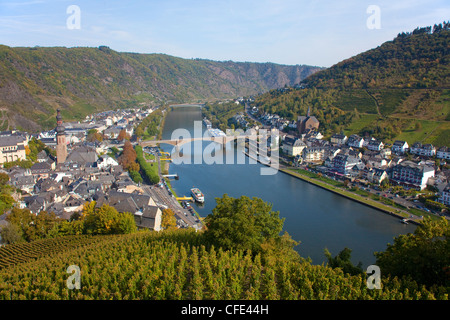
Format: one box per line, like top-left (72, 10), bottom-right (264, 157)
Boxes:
top-left (0, 229), bottom-right (447, 300)
top-left (252, 23), bottom-right (450, 144)
top-left (1, 194), bottom-right (448, 300)
top-left (0, 45), bottom-right (321, 132)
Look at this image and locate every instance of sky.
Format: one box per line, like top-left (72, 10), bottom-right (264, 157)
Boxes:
top-left (0, 0), bottom-right (448, 67)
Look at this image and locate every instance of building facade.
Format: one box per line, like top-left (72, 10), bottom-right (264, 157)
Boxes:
top-left (436, 146), bottom-right (450, 160)
top-left (391, 140), bottom-right (409, 154)
top-left (390, 160), bottom-right (435, 190)
top-left (297, 107), bottom-right (320, 134)
top-left (0, 135), bottom-right (27, 164)
top-left (410, 142), bottom-right (436, 157)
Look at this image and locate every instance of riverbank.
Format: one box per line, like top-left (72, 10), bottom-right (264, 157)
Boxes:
top-left (281, 168), bottom-right (422, 225)
top-left (243, 150), bottom-right (422, 226)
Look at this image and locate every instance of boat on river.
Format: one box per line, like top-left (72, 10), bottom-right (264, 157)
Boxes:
top-left (191, 187), bottom-right (205, 203)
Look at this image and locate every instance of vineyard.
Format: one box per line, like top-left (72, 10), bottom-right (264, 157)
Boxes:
top-left (0, 230), bottom-right (446, 300)
top-left (0, 235), bottom-right (108, 270)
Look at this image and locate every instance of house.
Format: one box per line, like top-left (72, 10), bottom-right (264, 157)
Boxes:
top-left (391, 140), bottom-right (409, 154)
top-left (366, 168), bottom-right (388, 185)
top-left (332, 154), bottom-right (363, 175)
top-left (103, 126), bottom-right (122, 139)
top-left (302, 147), bottom-right (326, 163)
top-left (62, 193), bottom-right (85, 214)
top-left (367, 140), bottom-right (384, 152)
top-left (30, 161), bottom-right (53, 180)
top-left (436, 146), bottom-right (450, 160)
top-left (10, 175), bottom-right (35, 193)
top-left (330, 134), bottom-right (347, 145)
top-left (282, 136), bottom-right (307, 157)
top-left (95, 155), bottom-right (119, 169)
top-left (380, 148), bottom-right (391, 158)
top-left (365, 155), bottom-right (391, 169)
top-left (347, 134), bottom-right (364, 149)
top-left (390, 160), bottom-right (435, 190)
top-left (0, 134), bottom-right (27, 165)
top-left (302, 130), bottom-right (323, 141)
top-left (96, 190), bottom-right (161, 231)
top-left (65, 144), bottom-right (98, 166)
top-left (410, 142), bottom-right (436, 157)
top-left (37, 150), bottom-right (50, 163)
top-left (439, 184), bottom-right (450, 206)
top-left (134, 206), bottom-right (162, 232)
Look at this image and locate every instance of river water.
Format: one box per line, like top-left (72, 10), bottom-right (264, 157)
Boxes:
top-left (159, 106), bottom-right (416, 267)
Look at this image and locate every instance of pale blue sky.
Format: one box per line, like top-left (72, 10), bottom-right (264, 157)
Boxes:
top-left (0, 0), bottom-right (448, 67)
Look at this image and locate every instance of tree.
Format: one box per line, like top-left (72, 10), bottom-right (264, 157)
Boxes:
top-left (375, 217), bottom-right (450, 288)
top-left (5, 208), bottom-right (61, 242)
top-left (203, 194), bottom-right (285, 254)
top-left (0, 222), bottom-right (24, 244)
top-left (324, 247), bottom-right (363, 276)
top-left (82, 203), bottom-right (137, 235)
top-left (161, 208), bottom-right (177, 231)
top-left (129, 170), bottom-right (143, 184)
top-left (117, 129), bottom-right (130, 141)
top-left (87, 129), bottom-right (103, 142)
top-left (118, 140), bottom-right (137, 171)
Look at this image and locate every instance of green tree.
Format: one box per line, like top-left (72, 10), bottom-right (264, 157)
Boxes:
top-left (86, 129), bottom-right (103, 142)
top-left (375, 217), bottom-right (450, 288)
top-left (324, 247), bottom-right (364, 276)
top-left (5, 208), bottom-right (60, 242)
top-left (83, 203), bottom-right (137, 235)
top-left (161, 208), bottom-right (177, 231)
top-left (0, 222), bottom-right (24, 244)
top-left (204, 194), bottom-right (285, 254)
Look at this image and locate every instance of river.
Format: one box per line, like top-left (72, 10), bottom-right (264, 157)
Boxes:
top-left (159, 105), bottom-right (416, 267)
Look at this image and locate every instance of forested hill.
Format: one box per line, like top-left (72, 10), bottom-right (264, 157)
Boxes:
top-left (0, 45), bottom-right (322, 132)
top-left (252, 23), bottom-right (450, 144)
top-left (303, 23), bottom-right (450, 89)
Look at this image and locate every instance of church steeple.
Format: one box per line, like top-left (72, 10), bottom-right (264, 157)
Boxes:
top-left (55, 109), bottom-right (67, 164)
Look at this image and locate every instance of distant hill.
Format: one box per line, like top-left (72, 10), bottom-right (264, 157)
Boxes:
top-left (304, 23), bottom-right (449, 90)
top-left (0, 45), bottom-right (322, 132)
top-left (253, 23), bottom-right (450, 145)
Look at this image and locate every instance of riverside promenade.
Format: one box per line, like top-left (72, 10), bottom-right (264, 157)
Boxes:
top-left (244, 150), bottom-right (423, 226)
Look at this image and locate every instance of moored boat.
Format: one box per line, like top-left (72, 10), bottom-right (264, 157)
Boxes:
top-left (191, 187), bottom-right (205, 203)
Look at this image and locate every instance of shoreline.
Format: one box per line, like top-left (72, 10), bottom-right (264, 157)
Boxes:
top-left (243, 151), bottom-right (422, 226)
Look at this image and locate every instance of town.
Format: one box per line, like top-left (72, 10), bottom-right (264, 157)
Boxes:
top-left (0, 100), bottom-right (448, 240)
top-left (233, 99), bottom-right (449, 219)
top-left (0, 106), bottom-right (204, 240)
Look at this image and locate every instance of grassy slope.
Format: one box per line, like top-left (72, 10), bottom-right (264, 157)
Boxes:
top-left (254, 27), bottom-right (450, 146)
top-left (0, 45), bottom-right (321, 132)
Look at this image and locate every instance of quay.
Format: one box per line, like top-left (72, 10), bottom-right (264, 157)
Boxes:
top-left (242, 151), bottom-right (422, 226)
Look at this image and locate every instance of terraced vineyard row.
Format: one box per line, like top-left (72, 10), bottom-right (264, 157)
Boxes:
top-left (0, 235), bottom-right (112, 270)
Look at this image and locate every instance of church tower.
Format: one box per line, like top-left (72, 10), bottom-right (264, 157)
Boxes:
top-left (55, 109), bottom-right (67, 164)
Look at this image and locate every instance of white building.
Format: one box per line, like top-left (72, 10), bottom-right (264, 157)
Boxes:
top-left (282, 136), bottom-right (307, 157)
top-left (390, 160), bottom-right (435, 190)
top-left (0, 134), bottom-right (27, 165)
top-left (367, 140), bottom-right (384, 152)
top-left (391, 140), bottom-right (409, 154)
top-left (440, 184), bottom-right (450, 206)
top-left (410, 142), bottom-right (436, 157)
top-left (436, 146), bottom-right (450, 160)
top-left (347, 134), bottom-right (364, 149)
top-left (302, 147), bottom-right (326, 163)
